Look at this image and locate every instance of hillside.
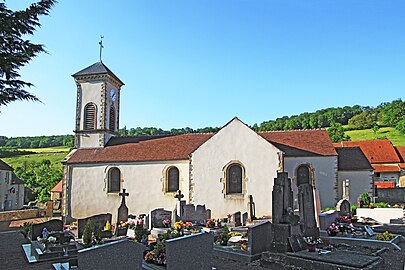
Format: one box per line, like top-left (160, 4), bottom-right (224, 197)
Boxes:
top-left (345, 127), bottom-right (405, 146)
top-left (2, 146), bottom-right (69, 170)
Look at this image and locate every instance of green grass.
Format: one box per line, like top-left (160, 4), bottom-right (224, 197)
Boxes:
top-left (2, 147), bottom-right (70, 170)
top-left (345, 127), bottom-right (405, 146)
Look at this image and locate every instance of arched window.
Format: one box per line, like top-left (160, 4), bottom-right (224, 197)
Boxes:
top-left (297, 165), bottom-right (310, 186)
top-left (226, 164), bottom-right (243, 194)
top-left (108, 167), bottom-right (121, 193)
top-left (84, 103), bottom-right (97, 130)
top-left (109, 106), bottom-right (115, 131)
top-left (167, 167), bottom-right (179, 192)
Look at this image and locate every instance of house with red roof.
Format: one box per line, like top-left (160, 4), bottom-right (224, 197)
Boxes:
top-left (62, 62), bottom-right (339, 222)
top-left (334, 140), bottom-right (404, 189)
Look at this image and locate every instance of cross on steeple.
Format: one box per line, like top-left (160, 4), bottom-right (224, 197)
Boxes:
top-left (174, 190), bottom-right (184, 201)
top-left (99, 35), bottom-right (104, 62)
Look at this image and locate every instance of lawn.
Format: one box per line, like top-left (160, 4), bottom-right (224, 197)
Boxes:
top-left (345, 127), bottom-right (405, 146)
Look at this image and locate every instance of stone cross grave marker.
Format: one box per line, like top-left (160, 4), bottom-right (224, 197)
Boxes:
top-left (248, 195), bottom-right (256, 220)
top-left (117, 189), bottom-right (129, 224)
top-left (174, 189), bottom-right (185, 221)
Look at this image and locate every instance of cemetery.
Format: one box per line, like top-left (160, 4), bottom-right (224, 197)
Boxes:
top-left (14, 172), bottom-right (405, 269)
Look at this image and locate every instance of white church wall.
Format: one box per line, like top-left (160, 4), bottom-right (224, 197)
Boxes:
top-left (337, 170), bottom-right (373, 205)
top-left (69, 160), bottom-right (189, 221)
top-left (191, 118), bottom-right (282, 218)
top-left (284, 156), bottom-right (338, 209)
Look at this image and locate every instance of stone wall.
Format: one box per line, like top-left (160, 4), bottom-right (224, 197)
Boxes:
top-left (0, 209), bottom-right (41, 222)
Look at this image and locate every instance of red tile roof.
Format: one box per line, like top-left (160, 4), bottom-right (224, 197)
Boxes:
top-left (333, 140), bottom-right (401, 164)
top-left (50, 180), bottom-right (62, 193)
top-left (67, 129), bottom-right (337, 164)
top-left (259, 129), bottom-right (337, 156)
top-left (372, 164), bottom-right (400, 173)
top-left (67, 133), bottom-right (213, 164)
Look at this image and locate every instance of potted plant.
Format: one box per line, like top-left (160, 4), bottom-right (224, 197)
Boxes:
top-left (217, 225), bottom-right (230, 246)
top-left (304, 236), bottom-right (322, 252)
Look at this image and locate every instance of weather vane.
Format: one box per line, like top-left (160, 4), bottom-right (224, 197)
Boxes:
top-left (99, 35), bottom-right (104, 62)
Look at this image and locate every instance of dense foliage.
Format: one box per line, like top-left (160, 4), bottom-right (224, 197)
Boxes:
top-left (0, 135), bottom-right (73, 149)
top-left (14, 159), bottom-right (62, 202)
top-left (0, 0), bottom-right (56, 108)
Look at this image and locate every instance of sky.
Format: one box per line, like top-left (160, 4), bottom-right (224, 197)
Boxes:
top-left (1, 0), bottom-right (405, 137)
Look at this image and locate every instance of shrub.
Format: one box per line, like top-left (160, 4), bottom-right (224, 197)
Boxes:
top-left (83, 219), bottom-right (94, 245)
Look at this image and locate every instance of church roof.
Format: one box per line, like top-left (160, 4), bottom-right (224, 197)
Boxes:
top-left (72, 62), bottom-right (124, 86)
top-left (66, 133), bottom-right (214, 164)
top-left (67, 128), bottom-right (336, 164)
top-left (335, 147), bottom-right (373, 171)
top-left (259, 129), bottom-right (337, 156)
top-left (0, 160), bottom-right (13, 171)
top-left (333, 140), bottom-right (401, 164)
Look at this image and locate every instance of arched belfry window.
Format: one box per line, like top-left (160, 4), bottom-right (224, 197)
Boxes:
top-left (297, 165), bottom-right (310, 186)
top-left (109, 106), bottom-right (115, 131)
top-left (226, 164), bottom-right (243, 194)
top-left (167, 167), bottom-right (179, 192)
top-left (84, 103), bottom-right (97, 130)
top-left (108, 167), bottom-right (121, 193)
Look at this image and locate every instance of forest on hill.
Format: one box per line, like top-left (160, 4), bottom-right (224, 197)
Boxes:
top-left (1, 99), bottom-right (404, 150)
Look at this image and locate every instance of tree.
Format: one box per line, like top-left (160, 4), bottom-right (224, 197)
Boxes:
top-left (397, 119), bottom-right (405, 134)
top-left (327, 123), bottom-right (350, 143)
top-left (348, 111), bottom-right (375, 130)
top-left (380, 99), bottom-right (405, 127)
top-left (0, 0), bottom-right (56, 108)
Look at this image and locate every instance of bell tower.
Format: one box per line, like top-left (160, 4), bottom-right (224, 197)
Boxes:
top-left (72, 62), bottom-right (124, 148)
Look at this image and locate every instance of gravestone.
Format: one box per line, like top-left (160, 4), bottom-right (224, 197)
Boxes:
top-left (248, 195), bottom-right (256, 220)
top-left (30, 219), bottom-right (63, 240)
top-left (337, 199), bottom-right (351, 216)
top-left (78, 213), bottom-right (112, 238)
top-left (149, 208), bottom-right (172, 228)
top-left (165, 232), bottom-right (213, 269)
top-left (296, 165), bottom-right (319, 238)
top-left (242, 212), bottom-right (248, 226)
top-left (174, 190), bottom-right (186, 222)
top-left (78, 239), bottom-right (145, 270)
top-left (248, 221), bottom-right (272, 257)
top-left (180, 204), bottom-right (210, 225)
top-left (270, 172), bottom-right (302, 253)
top-left (319, 210), bottom-right (339, 230)
top-left (117, 189), bottom-right (129, 224)
top-left (232, 211), bottom-right (241, 227)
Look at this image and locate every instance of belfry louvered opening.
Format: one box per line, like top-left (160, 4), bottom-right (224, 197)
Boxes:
top-left (84, 103), bottom-right (97, 130)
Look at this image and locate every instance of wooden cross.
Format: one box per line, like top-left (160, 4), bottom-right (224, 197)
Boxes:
top-left (174, 190), bottom-right (184, 201)
top-left (99, 35), bottom-right (104, 62)
top-left (119, 188), bottom-right (129, 204)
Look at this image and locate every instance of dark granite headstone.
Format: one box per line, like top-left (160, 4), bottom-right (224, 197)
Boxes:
top-left (337, 199), bottom-right (351, 216)
top-left (232, 211), bottom-right (241, 227)
top-left (166, 232), bottom-right (213, 270)
top-left (78, 239), bottom-right (145, 270)
top-left (78, 213), bottom-right (112, 238)
top-left (117, 189), bottom-right (129, 224)
top-left (30, 219), bottom-right (63, 240)
top-left (150, 208), bottom-right (172, 228)
top-left (242, 212), bottom-right (248, 226)
top-left (180, 204), bottom-right (210, 225)
top-left (248, 221), bottom-right (272, 256)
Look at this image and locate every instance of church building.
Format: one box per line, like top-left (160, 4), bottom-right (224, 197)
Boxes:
top-left (62, 62), bottom-right (339, 222)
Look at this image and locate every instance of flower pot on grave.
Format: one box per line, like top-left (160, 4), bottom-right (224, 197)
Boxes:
top-left (307, 244), bottom-right (316, 252)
